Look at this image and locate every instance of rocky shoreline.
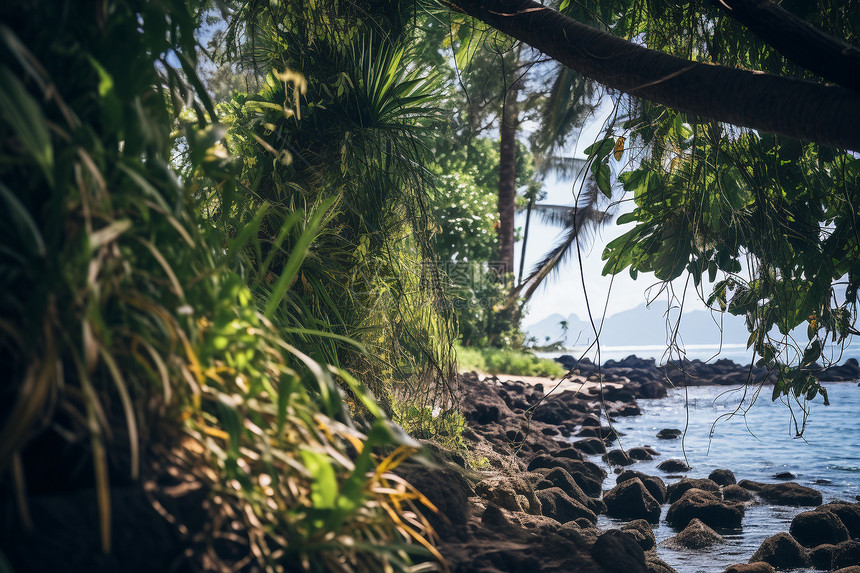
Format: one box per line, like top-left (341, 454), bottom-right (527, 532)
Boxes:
top-left (397, 367), bottom-right (860, 572)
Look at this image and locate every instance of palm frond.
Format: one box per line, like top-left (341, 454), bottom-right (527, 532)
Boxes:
top-left (533, 155), bottom-right (588, 180)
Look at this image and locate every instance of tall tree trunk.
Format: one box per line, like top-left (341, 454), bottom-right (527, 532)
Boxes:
top-left (445, 0), bottom-right (860, 150)
top-left (497, 77), bottom-right (521, 277)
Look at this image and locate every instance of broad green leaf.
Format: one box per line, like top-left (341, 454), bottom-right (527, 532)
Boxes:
top-left (300, 449), bottom-right (338, 509)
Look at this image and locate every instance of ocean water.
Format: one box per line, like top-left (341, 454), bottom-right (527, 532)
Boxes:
top-left (587, 382), bottom-right (860, 572)
top-left (537, 343), bottom-right (860, 366)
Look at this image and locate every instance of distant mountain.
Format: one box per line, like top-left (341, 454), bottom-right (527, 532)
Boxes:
top-left (525, 304), bottom-right (749, 348)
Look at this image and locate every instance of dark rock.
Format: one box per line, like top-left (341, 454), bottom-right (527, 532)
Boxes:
top-left (819, 357), bottom-right (860, 381)
top-left (789, 509), bottom-right (850, 547)
top-left (481, 504), bottom-right (510, 529)
top-left (833, 540), bottom-right (860, 569)
top-left (760, 482), bottom-right (823, 506)
top-left (750, 532), bottom-right (810, 570)
top-left (535, 487), bottom-right (597, 524)
top-left (724, 563), bottom-right (775, 573)
top-left (590, 529), bottom-right (649, 573)
top-left (475, 475), bottom-right (541, 515)
top-left (709, 469), bottom-right (737, 486)
top-left (628, 447), bottom-right (655, 461)
top-left (572, 437), bottom-right (607, 455)
top-left (663, 518), bottom-right (723, 549)
top-left (821, 501), bottom-right (860, 538)
top-left (541, 426), bottom-right (559, 436)
top-left (604, 478), bottom-right (661, 523)
top-left (666, 478), bottom-right (720, 504)
top-left (772, 471), bottom-right (796, 480)
top-left (657, 459), bottom-right (690, 472)
top-left (834, 567), bottom-right (860, 573)
top-left (532, 459), bottom-right (607, 498)
top-left (809, 544), bottom-right (837, 570)
top-left (722, 484), bottom-right (755, 503)
top-left (666, 488), bottom-right (745, 529)
top-left (604, 449), bottom-right (635, 466)
top-left (646, 554), bottom-right (678, 573)
top-left (621, 519), bottom-right (656, 551)
top-left (617, 470), bottom-right (667, 504)
top-left (657, 428), bottom-right (683, 440)
top-left (534, 467), bottom-right (603, 514)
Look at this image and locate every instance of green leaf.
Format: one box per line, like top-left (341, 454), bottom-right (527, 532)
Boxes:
top-left (592, 161), bottom-right (611, 197)
top-left (0, 67), bottom-right (53, 185)
top-left (584, 137), bottom-right (614, 161)
top-left (300, 449), bottom-right (338, 509)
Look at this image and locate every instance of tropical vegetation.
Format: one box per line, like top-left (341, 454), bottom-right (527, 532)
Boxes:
top-left (2, 0), bottom-right (860, 571)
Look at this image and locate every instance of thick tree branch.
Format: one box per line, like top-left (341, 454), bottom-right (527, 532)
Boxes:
top-left (445, 0), bottom-right (860, 151)
top-left (714, 0), bottom-right (860, 93)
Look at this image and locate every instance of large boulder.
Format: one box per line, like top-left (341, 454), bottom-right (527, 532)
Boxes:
top-left (662, 518), bottom-right (723, 549)
top-left (809, 544), bottom-right (837, 570)
top-left (722, 484), bottom-right (754, 503)
top-left (646, 554), bottom-right (678, 573)
top-left (621, 519), bottom-right (656, 551)
top-left (590, 529), bottom-right (649, 573)
top-left (656, 428), bottom-right (682, 440)
top-left (666, 478), bottom-right (720, 504)
top-left (475, 475), bottom-right (541, 515)
top-left (395, 464), bottom-right (473, 542)
top-left (738, 480), bottom-right (822, 506)
top-left (789, 510), bottom-right (850, 547)
top-left (529, 458), bottom-right (606, 498)
top-left (534, 467), bottom-right (604, 514)
top-left (617, 470), bottom-right (667, 504)
top-left (833, 540), bottom-right (860, 569)
top-left (666, 488), bottom-right (745, 530)
top-left (657, 459), bottom-right (690, 473)
top-left (821, 501), bottom-right (860, 538)
top-left (750, 532), bottom-right (810, 570)
top-left (535, 487), bottom-right (597, 524)
top-left (572, 437), bottom-right (607, 455)
top-left (604, 478), bottom-right (662, 523)
top-left (709, 469), bottom-right (737, 486)
top-left (627, 446), bottom-right (657, 461)
top-left (604, 449), bottom-right (635, 466)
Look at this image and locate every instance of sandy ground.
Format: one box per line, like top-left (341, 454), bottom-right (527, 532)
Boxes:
top-left (469, 370), bottom-right (623, 398)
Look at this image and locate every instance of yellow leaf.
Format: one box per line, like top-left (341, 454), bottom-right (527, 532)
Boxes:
top-left (613, 136), bottom-right (625, 161)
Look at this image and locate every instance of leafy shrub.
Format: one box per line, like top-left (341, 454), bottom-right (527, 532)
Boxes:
top-left (456, 346), bottom-right (565, 378)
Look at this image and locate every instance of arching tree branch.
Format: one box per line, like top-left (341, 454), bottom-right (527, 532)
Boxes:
top-left (714, 0), bottom-right (860, 93)
top-left (444, 0), bottom-right (860, 150)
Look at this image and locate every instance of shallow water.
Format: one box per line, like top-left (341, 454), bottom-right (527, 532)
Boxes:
top-left (586, 382), bottom-right (860, 572)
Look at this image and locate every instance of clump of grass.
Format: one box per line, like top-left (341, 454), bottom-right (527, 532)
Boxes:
top-left (456, 345), bottom-right (565, 378)
top-left (0, 3), bottom-right (444, 572)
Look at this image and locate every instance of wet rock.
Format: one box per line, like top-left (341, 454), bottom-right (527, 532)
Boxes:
top-left (604, 449), bottom-right (635, 466)
top-left (534, 467), bottom-right (603, 514)
top-left (820, 501), bottom-right (860, 538)
top-left (708, 469), bottom-right (737, 486)
top-left (666, 488), bottom-right (745, 529)
top-left (657, 428), bottom-right (682, 440)
top-left (535, 487), bottom-right (597, 524)
top-left (604, 478), bottom-right (661, 523)
top-left (750, 532), bottom-right (810, 570)
top-left (833, 540), bottom-right (860, 569)
top-left (772, 471), bottom-right (796, 480)
top-left (724, 563), bottom-right (775, 573)
top-left (628, 447), bottom-right (656, 461)
top-left (809, 544), bottom-right (837, 570)
top-left (834, 567), bottom-right (860, 573)
top-left (722, 484), bottom-right (755, 503)
top-left (663, 518), bottom-right (723, 549)
top-left (590, 529), bottom-right (649, 573)
top-left (657, 459), bottom-right (690, 472)
top-left (646, 554), bottom-right (678, 573)
top-left (819, 357), bottom-right (860, 381)
top-left (738, 480), bottom-right (823, 506)
top-left (621, 519), bottom-right (656, 551)
top-left (572, 437), bottom-right (607, 455)
top-left (789, 509), bottom-right (850, 547)
top-left (617, 470), bottom-right (667, 504)
top-left (666, 478), bottom-right (720, 504)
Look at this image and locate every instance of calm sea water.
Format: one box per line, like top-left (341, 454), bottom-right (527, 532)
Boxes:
top-left (587, 382), bottom-right (860, 573)
top-left (537, 343), bottom-right (860, 366)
